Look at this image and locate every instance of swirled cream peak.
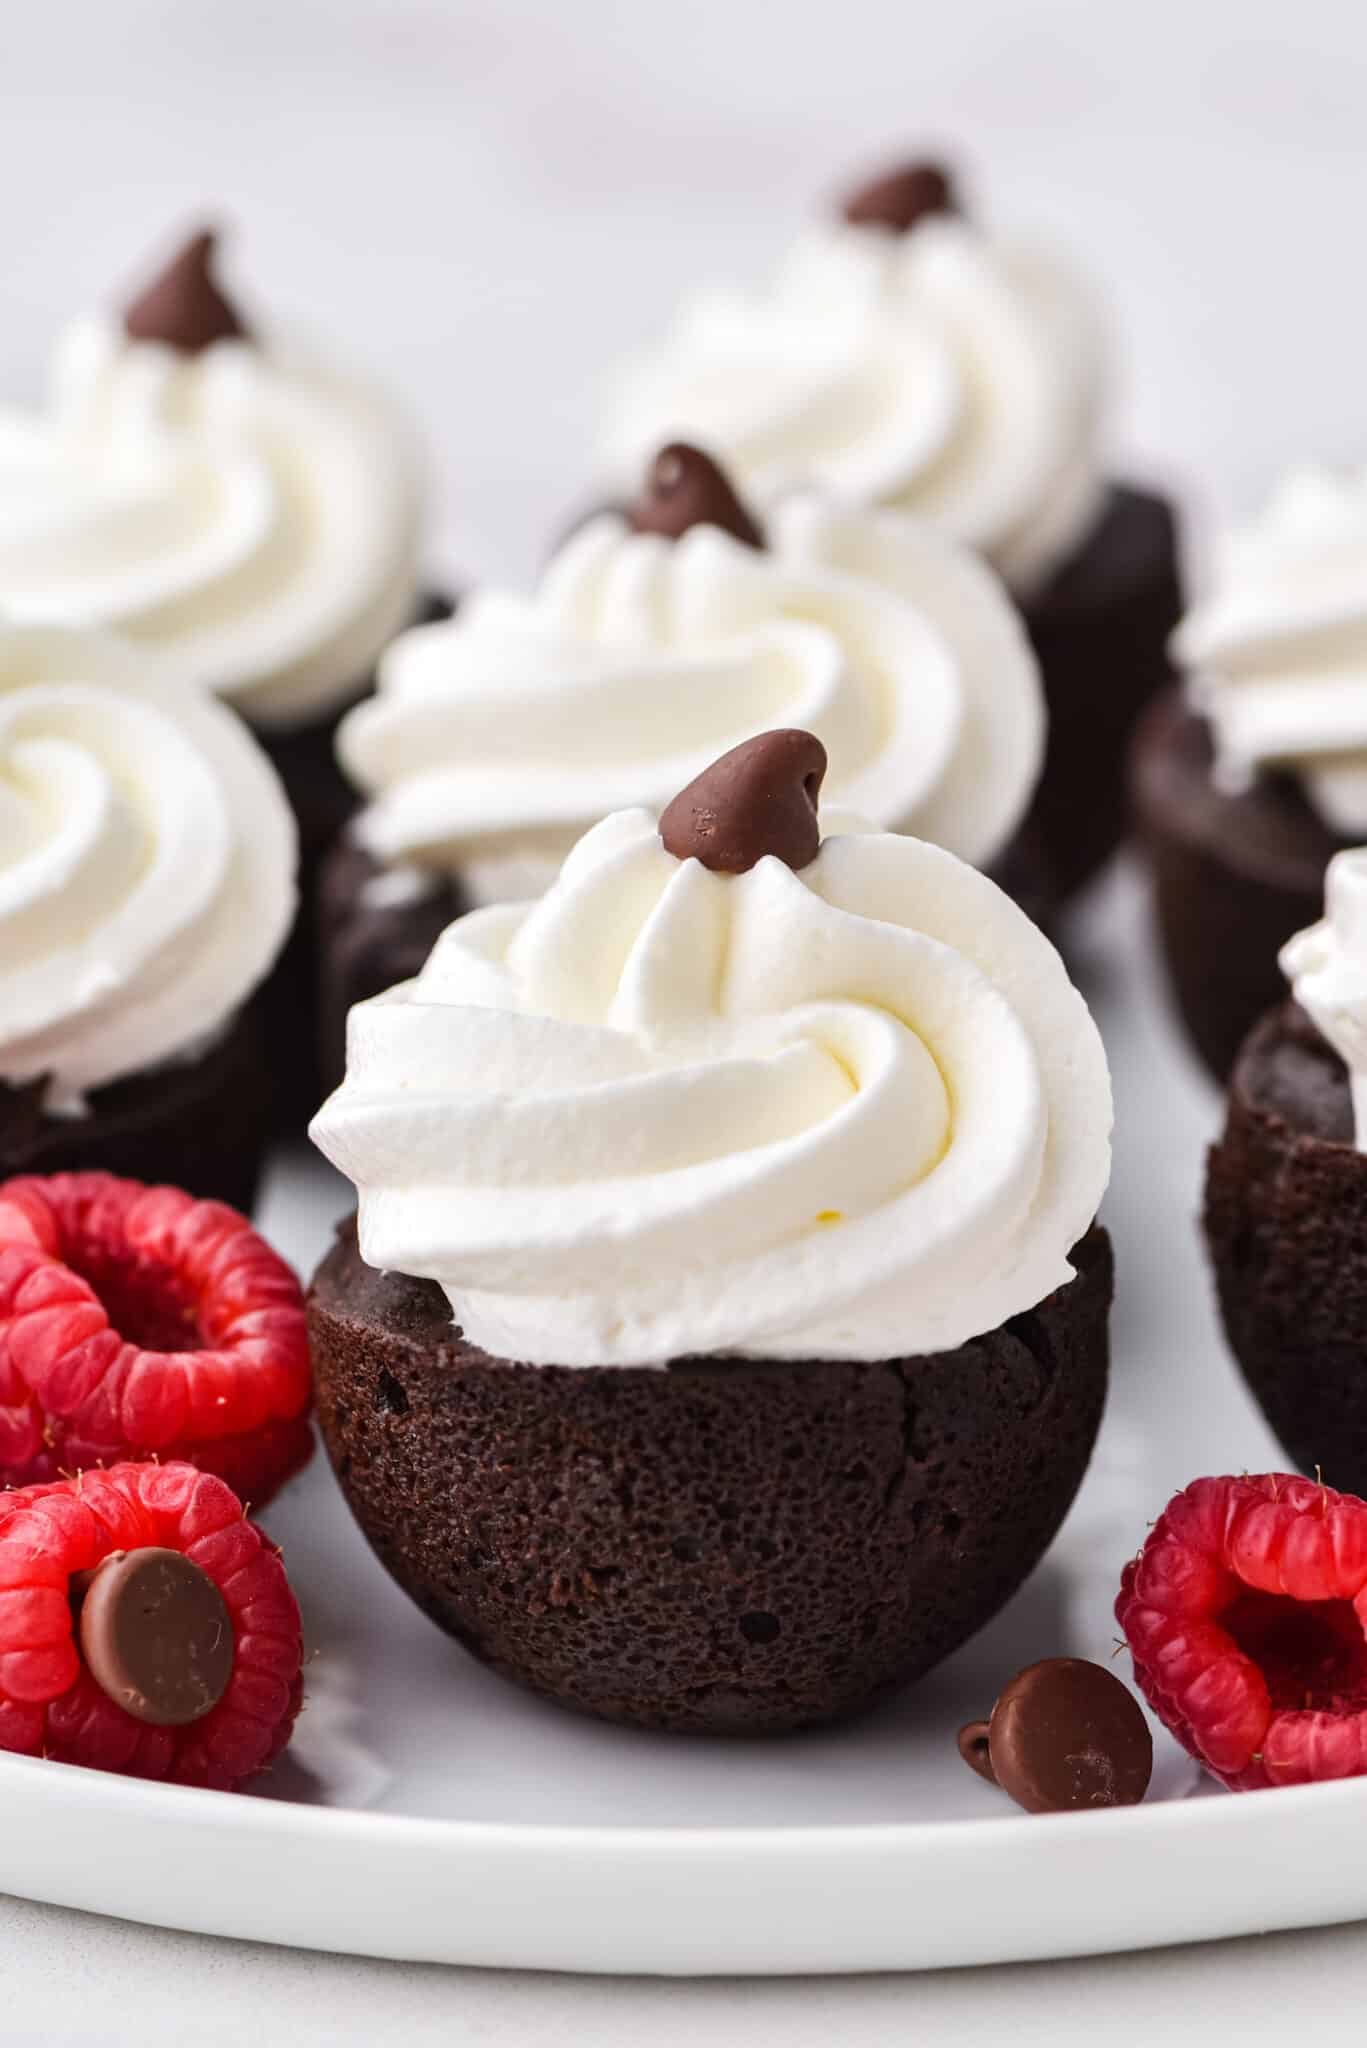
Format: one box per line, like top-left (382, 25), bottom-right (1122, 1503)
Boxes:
top-left (337, 490), bottom-right (1043, 898)
top-left (1177, 467), bottom-right (1367, 835)
top-left (311, 798), bottom-right (1111, 1368)
top-left (0, 240), bottom-right (423, 729)
top-left (1281, 847), bottom-right (1367, 1146)
top-left (598, 202), bottom-right (1106, 594)
top-left (0, 624), bottom-right (297, 1110)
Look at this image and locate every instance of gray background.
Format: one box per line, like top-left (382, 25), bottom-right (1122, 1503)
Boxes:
top-left (5, 0), bottom-right (1367, 2037)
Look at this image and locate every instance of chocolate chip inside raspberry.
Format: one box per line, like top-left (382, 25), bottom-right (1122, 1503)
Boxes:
top-left (73, 1546), bottom-right (234, 1727)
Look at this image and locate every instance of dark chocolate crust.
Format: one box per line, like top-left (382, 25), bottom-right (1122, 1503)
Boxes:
top-left (1019, 482), bottom-right (1181, 906)
top-left (1205, 1001), bottom-right (1367, 1490)
top-left (1131, 690), bottom-right (1342, 1081)
top-left (307, 1221), bottom-right (1112, 1734)
top-left (0, 998), bottom-right (270, 1215)
top-left (257, 589), bottom-right (455, 1135)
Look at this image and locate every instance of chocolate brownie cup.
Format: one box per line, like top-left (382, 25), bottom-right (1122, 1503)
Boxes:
top-left (0, 1003), bottom-right (269, 1219)
top-left (0, 624), bottom-right (296, 1214)
top-left (597, 154), bottom-right (1183, 905)
top-left (310, 730), bottom-right (1114, 1733)
top-left (0, 226), bottom-right (440, 1129)
top-left (1132, 691), bottom-right (1341, 1081)
top-left (1136, 466), bottom-right (1367, 1081)
top-left (309, 1215), bottom-right (1111, 1732)
top-left (1206, 850), bottom-right (1367, 1492)
top-left (319, 443), bottom-right (1049, 1094)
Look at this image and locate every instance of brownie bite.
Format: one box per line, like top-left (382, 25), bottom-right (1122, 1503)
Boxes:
top-left (0, 1003), bottom-right (269, 1218)
top-left (0, 626), bottom-right (295, 1213)
top-left (1206, 1002), bottom-right (1367, 1486)
top-left (597, 153), bottom-right (1183, 905)
top-left (0, 226), bottom-right (442, 1133)
top-left (309, 1216), bottom-right (1111, 1732)
top-left (1206, 847), bottom-right (1367, 1491)
top-left (1136, 466), bottom-right (1367, 1081)
top-left (320, 444), bottom-right (1050, 1089)
top-left (1132, 691), bottom-right (1341, 1081)
top-left (310, 731), bottom-right (1114, 1733)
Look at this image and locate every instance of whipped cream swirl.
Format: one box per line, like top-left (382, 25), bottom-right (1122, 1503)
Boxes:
top-left (599, 214), bottom-right (1106, 594)
top-left (1177, 467), bottom-right (1367, 836)
top-left (1281, 847), bottom-right (1367, 1146)
top-left (0, 625), bottom-right (297, 1111)
top-left (338, 495), bottom-right (1043, 901)
top-left (311, 808), bottom-right (1111, 1367)
top-left (0, 313), bottom-right (423, 729)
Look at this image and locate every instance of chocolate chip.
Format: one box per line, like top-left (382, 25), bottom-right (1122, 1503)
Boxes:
top-left (841, 159), bottom-right (958, 234)
top-left (124, 229), bottom-right (248, 354)
top-left (956, 1718), bottom-right (997, 1785)
top-left (659, 730), bottom-right (827, 875)
top-left (960, 1657), bottom-right (1153, 1814)
top-left (629, 443), bottom-right (764, 550)
top-left (73, 1546), bottom-right (234, 1728)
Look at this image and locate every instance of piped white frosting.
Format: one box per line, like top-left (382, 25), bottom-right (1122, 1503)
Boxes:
top-left (1281, 847), bottom-right (1367, 1146)
top-left (0, 624), bottom-right (297, 1111)
top-left (310, 806), bottom-right (1111, 1368)
top-left (0, 312), bottom-right (423, 730)
top-left (1177, 467), bottom-right (1367, 836)
top-left (599, 214), bottom-right (1107, 595)
top-left (337, 494), bottom-right (1044, 903)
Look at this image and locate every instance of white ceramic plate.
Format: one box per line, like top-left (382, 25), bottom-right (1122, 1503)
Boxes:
top-left (4, 860), bottom-right (1361, 1976)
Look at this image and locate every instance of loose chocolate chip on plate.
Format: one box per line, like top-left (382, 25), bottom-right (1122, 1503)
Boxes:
top-left (959, 1657), bottom-right (1153, 1814)
top-left (124, 229), bottom-right (248, 353)
top-left (630, 442), bottom-right (764, 549)
top-left (660, 729), bottom-right (827, 875)
top-left (957, 1718), bottom-right (997, 1784)
top-left (73, 1546), bottom-right (235, 1728)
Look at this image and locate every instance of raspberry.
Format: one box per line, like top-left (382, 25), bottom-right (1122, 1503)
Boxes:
top-left (0, 1461), bottom-right (303, 1789)
top-left (0, 1173), bottom-right (312, 1507)
top-left (1117, 1473), bottom-right (1367, 1790)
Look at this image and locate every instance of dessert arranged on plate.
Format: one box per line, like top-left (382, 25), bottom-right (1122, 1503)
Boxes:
top-left (7, 145), bottom-right (1367, 1813)
top-left (1133, 467), bottom-right (1367, 1079)
top-left (598, 151), bottom-right (1183, 909)
top-left (0, 224), bottom-right (446, 1128)
top-left (319, 437), bottom-right (1048, 1089)
top-left (309, 728), bottom-right (1114, 1732)
top-left (0, 624), bottom-right (296, 1209)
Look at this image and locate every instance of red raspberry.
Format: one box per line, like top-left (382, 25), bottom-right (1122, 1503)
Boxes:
top-left (1117, 1473), bottom-right (1367, 1790)
top-left (0, 1172), bottom-right (312, 1506)
top-left (0, 1460), bottom-right (303, 1789)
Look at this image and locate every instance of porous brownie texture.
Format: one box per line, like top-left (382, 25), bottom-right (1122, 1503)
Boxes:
top-left (0, 999), bottom-right (270, 1217)
top-left (1132, 689), bottom-right (1341, 1082)
top-left (308, 1221), bottom-right (1112, 1733)
top-left (1206, 1000), bottom-right (1367, 1490)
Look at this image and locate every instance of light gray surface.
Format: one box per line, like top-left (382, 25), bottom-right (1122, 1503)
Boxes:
top-left (7, 0), bottom-right (1367, 2034)
top-left (9, 1893), bottom-right (1367, 2048)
